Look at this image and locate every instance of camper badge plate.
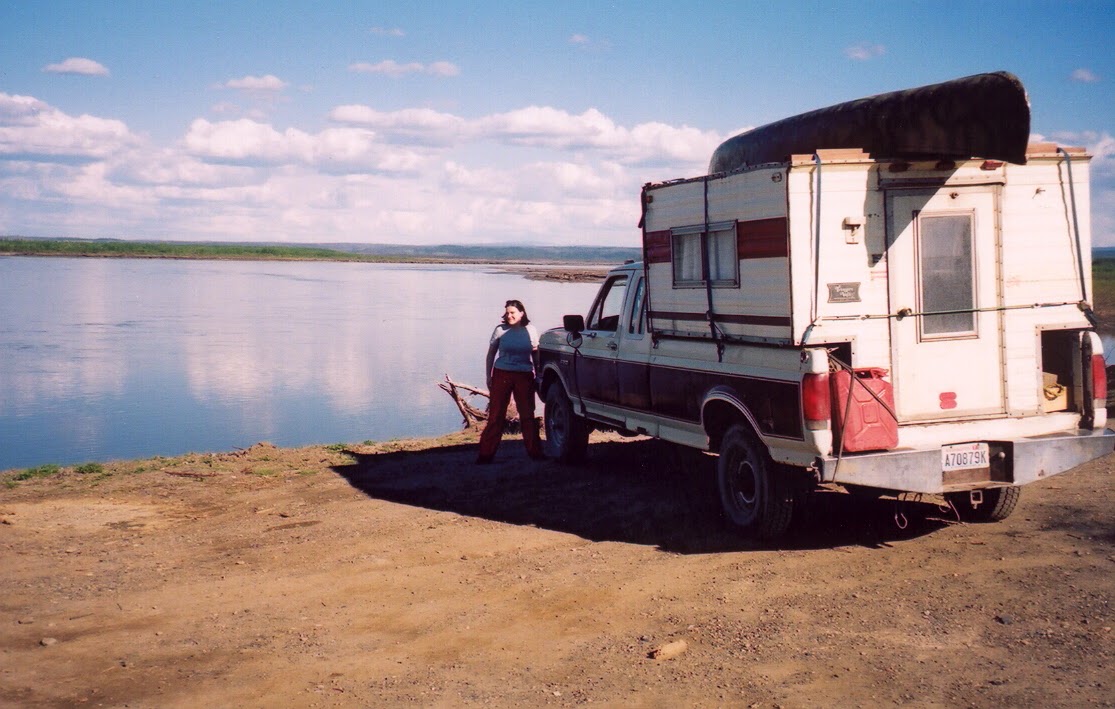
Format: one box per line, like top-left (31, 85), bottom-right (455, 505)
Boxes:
top-left (941, 442), bottom-right (990, 472)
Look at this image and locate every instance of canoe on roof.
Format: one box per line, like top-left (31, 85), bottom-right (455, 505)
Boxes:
top-left (708, 71), bottom-right (1031, 174)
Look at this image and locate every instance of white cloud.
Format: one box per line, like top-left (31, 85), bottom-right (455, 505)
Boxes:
top-left (24, 92), bottom-right (1111, 250)
top-left (222, 74), bottom-right (288, 91)
top-left (427, 61), bottom-right (461, 77)
top-left (184, 118), bottom-right (313, 164)
top-left (348, 60), bottom-right (460, 77)
top-left (844, 42), bottom-right (886, 61)
top-left (329, 105), bottom-right (467, 145)
top-left (570, 34), bottom-right (590, 45)
top-left (1071, 68), bottom-right (1101, 83)
top-left (331, 103), bottom-right (719, 167)
top-left (0, 92), bottom-right (725, 245)
top-left (475, 106), bottom-right (719, 166)
top-left (0, 92), bottom-right (136, 161)
top-left (182, 118), bottom-right (429, 175)
top-left (370, 27), bottom-right (405, 37)
top-left (42, 57), bottom-right (110, 76)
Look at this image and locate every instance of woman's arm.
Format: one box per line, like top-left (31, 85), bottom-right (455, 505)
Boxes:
top-left (485, 340), bottom-right (498, 390)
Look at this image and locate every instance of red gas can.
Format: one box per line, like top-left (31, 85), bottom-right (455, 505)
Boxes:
top-left (831, 368), bottom-right (898, 453)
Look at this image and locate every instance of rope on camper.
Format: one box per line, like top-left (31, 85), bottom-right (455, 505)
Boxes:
top-left (817, 299), bottom-right (1088, 322)
top-left (1057, 147), bottom-right (1098, 328)
top-left (639, 184), bottom-right (657, 340)
top-left (701, 176), bottom-right (726, 361)
top-left (811, 152), bottom-right (824, 327)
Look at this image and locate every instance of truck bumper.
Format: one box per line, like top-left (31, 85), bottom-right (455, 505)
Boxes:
top-left (821, 428), bottom-right (1115, 494)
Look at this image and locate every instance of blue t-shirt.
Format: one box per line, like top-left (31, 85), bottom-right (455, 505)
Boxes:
top-left (491, 323), bottom-right (539, 373)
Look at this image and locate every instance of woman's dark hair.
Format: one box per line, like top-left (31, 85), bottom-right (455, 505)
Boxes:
top-left (503, 299), bottom-right (530, 326)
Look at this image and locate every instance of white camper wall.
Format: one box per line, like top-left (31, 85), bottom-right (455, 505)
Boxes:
top-left (1000, 148), bottom-right (1093, 414)
top-left (642, 167), bottom-right (793, 342)
top-left (1000, 150), bottom-right (1092, 312)
top-left (786, 153), bottom-right (892, 368)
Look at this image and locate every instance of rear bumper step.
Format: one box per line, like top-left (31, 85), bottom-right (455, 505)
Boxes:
top-left (820, 428), bottom-right (1115, 494)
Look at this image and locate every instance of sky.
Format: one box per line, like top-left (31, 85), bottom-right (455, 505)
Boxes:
top-left (0, 1), bottom-right (1113, 248)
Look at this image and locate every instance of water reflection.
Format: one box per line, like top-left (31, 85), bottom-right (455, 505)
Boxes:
top-left (0, 257), bottom-right (600, 469)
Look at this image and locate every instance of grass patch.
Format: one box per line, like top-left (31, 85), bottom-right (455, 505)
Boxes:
top-left (74, 462), bottom-right (104, 475)
top-left (11, 464), bottom-right (61, 481)
top-left (1092, 257), bottom-right (1115, 327)
top-left (0, 238), bottom-right (398, 263)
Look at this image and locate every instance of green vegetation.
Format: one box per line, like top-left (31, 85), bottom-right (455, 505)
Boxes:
top-left (1092, 257), bottom-right (1115, 326)
top-left (11, 464), bottom-right (61, 481)
top-left (0, 238), bottom-right (396, 263)
top-left (74, 462), bottom-right (104, 475)
top-left (0, 237), bottom-right (641, 264)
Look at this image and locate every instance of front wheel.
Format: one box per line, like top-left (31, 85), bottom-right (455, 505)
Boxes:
top-left (544, 385), bottom-right (589, 463)
top-left (716, 424), bottom-right (794, 539)
top-left (946, 486), bottom-right (1021, 522)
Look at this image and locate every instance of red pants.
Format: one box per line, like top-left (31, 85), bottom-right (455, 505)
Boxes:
top-left (478, 369), bottom-right (542, 460)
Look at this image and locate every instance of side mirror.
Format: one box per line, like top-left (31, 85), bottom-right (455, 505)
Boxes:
top-left (563, 314), bottom-right (585, 334)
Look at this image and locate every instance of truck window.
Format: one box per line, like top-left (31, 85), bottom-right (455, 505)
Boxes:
top-left (588, 275), bottom-right (628, 332)
top-left (628, 277), bottom-right (646, 335)
top-left (917, 212), bottom-right (976, 337)
top-left (672, 221), bottom-right (738, 287)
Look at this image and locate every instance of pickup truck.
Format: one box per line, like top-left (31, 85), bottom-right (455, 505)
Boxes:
top-left (536, 72), bottom-right (1114, 539)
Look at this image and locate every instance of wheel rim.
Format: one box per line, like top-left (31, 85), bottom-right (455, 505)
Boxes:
top-left (546, 395), bottom-right (568, 450)
top-left (725, 452), bottom-right (759, 520)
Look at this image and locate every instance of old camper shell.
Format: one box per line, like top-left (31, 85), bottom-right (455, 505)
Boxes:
top-left (638, 144), bottom-right (1112, 493)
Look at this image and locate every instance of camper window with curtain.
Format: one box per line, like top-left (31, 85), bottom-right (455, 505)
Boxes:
top-left (671, 221), bottom-right (738, 288)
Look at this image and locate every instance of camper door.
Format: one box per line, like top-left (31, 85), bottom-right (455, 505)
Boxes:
top-left (886, 188), bottom-right (1005, 421)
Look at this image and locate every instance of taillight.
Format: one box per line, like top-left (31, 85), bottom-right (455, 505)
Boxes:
top-left (1091, 354), bottom-right (1107, 402)
top-left (802, 372), bottom-right (830, 430)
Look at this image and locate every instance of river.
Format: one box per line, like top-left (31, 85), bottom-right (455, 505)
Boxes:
top-left (0, 257), bottom-right (602, 470)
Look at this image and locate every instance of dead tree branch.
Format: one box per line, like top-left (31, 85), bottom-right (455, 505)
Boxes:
top-left (438, 374), bottom-right (523, 432)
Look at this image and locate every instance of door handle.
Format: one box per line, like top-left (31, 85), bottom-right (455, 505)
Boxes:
top-left (608, 341), bottom-right (618, 350)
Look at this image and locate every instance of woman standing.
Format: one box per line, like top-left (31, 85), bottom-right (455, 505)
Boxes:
top-left (477, 299), bottom-right (545, 463)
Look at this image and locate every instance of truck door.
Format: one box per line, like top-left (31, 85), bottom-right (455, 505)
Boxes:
top-left (576, 273), bottom-right (628, 408)
top-left (616, 274), bottom-right (653, 418)
top-left (886, 188), bottom-right (1005, 421)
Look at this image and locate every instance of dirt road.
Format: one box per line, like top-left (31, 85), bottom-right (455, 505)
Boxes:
top-left (2, 430), bottom-right (1112, 707)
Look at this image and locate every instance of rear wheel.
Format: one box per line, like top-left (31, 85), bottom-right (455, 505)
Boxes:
top-left (716, 424), bottom-right (794, 539)
top-left (544, 385), bottom-right (589, 463)
top-left (946, 486), bottom-right (1021, 522)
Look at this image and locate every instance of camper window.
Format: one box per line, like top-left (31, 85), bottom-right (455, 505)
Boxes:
top-left (671, 221), bottom-right (738, 288)
top-left (917, 212), bottom-right (976, 338)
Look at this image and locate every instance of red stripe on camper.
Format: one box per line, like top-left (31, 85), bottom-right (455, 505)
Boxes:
top-left (738, 217), bottom-right (788, 259)
top-left (644, 230), bottom-right (671, 264)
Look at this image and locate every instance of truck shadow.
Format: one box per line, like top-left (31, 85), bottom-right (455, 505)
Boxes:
top-left (332, 436), bottom-right (954, 553)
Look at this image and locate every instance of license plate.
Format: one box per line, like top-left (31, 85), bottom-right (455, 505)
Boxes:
top-left (942, 442), bottom-right (990, 471)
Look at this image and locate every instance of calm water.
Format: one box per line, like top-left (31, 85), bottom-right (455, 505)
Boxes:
top-left (0, 257), bottom-right (601, 470)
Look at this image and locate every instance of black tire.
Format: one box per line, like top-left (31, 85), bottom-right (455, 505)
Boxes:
top-left (716, 424), bottom-right (794, 539)
top-left (946, 486), bottom-right (1021, 522)
top-left (544, 385), bottom-right (590, 463)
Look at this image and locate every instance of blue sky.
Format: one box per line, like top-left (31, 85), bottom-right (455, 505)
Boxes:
top-left (1, 1), bottom-right (1112, 247)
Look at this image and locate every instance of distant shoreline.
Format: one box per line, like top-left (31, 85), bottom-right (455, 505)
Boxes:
top-left (0, 238), bottom-right (615, 283)
top-left (5, 238), bottom-right (1112, 302)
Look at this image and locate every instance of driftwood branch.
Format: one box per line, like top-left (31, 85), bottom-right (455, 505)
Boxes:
top-left (438, 374), bottom-right (522, 432)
